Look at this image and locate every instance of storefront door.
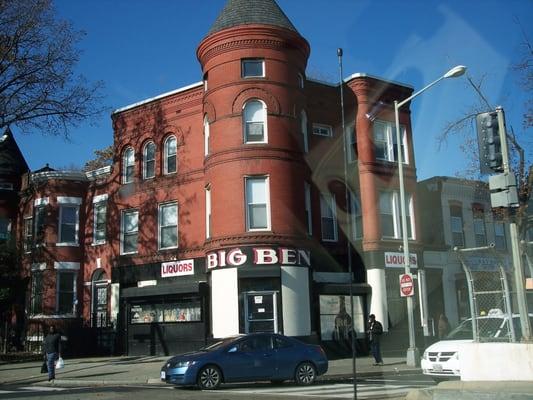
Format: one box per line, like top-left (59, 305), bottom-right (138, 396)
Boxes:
top-left (244, 291), bottom-right (278, 334)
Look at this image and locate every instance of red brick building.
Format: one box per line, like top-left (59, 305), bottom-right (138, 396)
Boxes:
top-left (7, 0), bottom-right (422, 356)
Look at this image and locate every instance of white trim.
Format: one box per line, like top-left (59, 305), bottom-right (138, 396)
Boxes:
top-left (54, 261), bottom-right (80, 270)
top-left (243, 99), bottom-right (268, 144)
top-left (245, 176), bottom-right (271, 232)
top-left (121, 209), bottom-right (139, 255)
top-left (163, 136), bottom-right (177, 175)
top-left (205, 186), bottom-right (211, 239)
top-left (92, 194), bottom-right (109, 203)
top-left (312, 123), bottom-right (333, 137)
top-left (158, 202), bottom-right (178, 250)
top-left (241, 58), bottom-right (265, 78)
top-left (57, 196), bottom-right (82, 205)
top-left (344, 72), bottom-right (414, 89)
top-left (32, 171), bottom-right (87, 182)
top-left (58, 203), bottom-right (79, 245)
top-left (31, 263), bottom-right (47, 271)
top-left (93, 200), bottom-right (107, 245)
top-left (34, 198), bottom-right (49, 206)
top-left (113, 81), bottom-right (203, 114)
top-left (320, 193), bottom-right (338, 242)
top-left (142, 141), bottom-right (156, 180)
top-left (85, 165), bottom-right (112, 180)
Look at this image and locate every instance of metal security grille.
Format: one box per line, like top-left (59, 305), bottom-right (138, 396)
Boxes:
top-left (455, 245), bottom-right (516, 342)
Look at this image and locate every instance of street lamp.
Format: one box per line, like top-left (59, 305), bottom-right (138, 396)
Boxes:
top-left (394, 65), bottom-right (466, 367)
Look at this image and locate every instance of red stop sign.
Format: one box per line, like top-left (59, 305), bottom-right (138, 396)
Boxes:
top-left (399, 273), bottom-right (414, 297)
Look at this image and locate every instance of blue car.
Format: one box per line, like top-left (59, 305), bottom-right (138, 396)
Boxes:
top-left (160, 333), bottom-right (328, 389)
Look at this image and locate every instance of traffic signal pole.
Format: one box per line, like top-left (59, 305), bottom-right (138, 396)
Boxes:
top-left (496, 107), bottom-right (532, 341)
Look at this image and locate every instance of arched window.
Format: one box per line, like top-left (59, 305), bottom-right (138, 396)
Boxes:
top-left (143, 141), bottom-right (156, 179)
top-left (164, 136), bottom-right (177, 174)
top-left (122, 147), bottom-right (135, 184)
top-left (243, 100), bottom-right (267, 143)
top-left (301, 110), bottom-right (308, 153)
top-left (204, 115), bottom-right (210, 157)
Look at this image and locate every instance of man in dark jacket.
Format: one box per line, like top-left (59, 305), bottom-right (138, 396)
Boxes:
top-left (367, 314), bottom-right (383, 365)
top-left (43, 325), bottom-right (61, 381)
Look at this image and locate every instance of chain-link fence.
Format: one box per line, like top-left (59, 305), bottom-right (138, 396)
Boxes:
top-left (455, 245), bottom-right (516, 342)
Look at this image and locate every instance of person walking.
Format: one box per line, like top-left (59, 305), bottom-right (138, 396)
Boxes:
top-left (42, 325), bottom-right (61, 381)
top-left (438, 313), bottom-right (450, 339)
top-left (367, 314), bottom-right (384, 366)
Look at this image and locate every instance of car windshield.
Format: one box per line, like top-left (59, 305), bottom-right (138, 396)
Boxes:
top-left (199, 337), bottom-right (239, 352)
top-left (444, 318), bottom-right (506, 340)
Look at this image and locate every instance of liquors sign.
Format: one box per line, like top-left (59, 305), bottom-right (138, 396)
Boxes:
top-left (161, 259), bottom-right (194, 278)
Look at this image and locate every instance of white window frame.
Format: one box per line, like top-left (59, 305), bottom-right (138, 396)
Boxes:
top-left (473, 209), bottom-right (487, 247)
top-left (123, 147), bottom-right (135, 184)
top-left (320, 193), bottom-right (338, 242)
top-left (242, 58), bottom-right (265, 78)
top-left (57, 197), bottom-right (81, 246)
top-left (56, 270), bottom-right (77, 315)
top-left (93, 194), bottom-right (108, 245)
top-left (298, 72), bottom-right (305, 89)
top-left (450, 205), bottom-right (465, 247)
top-left (304, 182), bottom-right (312, 236)
top-left (121, 209), bottom-right (139, 255)
top-left (345, 123), bottom-right (357, 163)
top-left (373, 120), bottom-right (408, 163)
top-left (205, 185), bottom-right (211, 239)
top-left (301, 110), bottom-right (308, 153)
top-left (164, 136), bottom-right (177, 175)
top-left (245, 176), bottom-right (271, 231)
top-left (143, 141), bottom-right (156, 179)
top-left (312, 123), bottom-right (333, 137)
top-left (158, 202), bottom-right (178, 250)
top-left (243, 100), bottom-right (267, 144)
top-left (204, 115), bottom-right (210, 157)
top-left (379, 191), bottom-right (415, 240)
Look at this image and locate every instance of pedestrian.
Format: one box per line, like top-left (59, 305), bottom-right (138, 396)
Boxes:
top-left (438, 313), bottom-right (450, 339)
top-left (367, 314), bottom-right (383, 366)
top-left (42, 325), bottom-right (62, 381)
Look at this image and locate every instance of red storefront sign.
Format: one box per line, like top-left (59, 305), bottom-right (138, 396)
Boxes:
top-left (161, 259), bottom-right (194, 278)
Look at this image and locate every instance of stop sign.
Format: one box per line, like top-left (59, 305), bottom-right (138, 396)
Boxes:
top-left (399, 273), bottom-right (414, 297)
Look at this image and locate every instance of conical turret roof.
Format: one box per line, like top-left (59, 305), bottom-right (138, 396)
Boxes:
top-left (209, 0), bottom-right (297, 35)
top-left (0, 127), bottom-right (29, 175)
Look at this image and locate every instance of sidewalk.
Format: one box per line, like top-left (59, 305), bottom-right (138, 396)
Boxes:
top-left (0, 355), bottom-right (418, 387)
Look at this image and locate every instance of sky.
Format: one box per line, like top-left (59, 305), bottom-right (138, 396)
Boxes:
top-left (12, 0), bottom-right (533, 180)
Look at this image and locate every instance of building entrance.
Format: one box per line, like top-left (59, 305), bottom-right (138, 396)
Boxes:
top-left (244, 291), bottom-right (278, 334)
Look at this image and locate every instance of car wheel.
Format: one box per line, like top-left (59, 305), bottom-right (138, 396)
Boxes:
top-left (197, 365), bottom-right (222, 390)
top-left (294, 362), bottom-right (316, 385)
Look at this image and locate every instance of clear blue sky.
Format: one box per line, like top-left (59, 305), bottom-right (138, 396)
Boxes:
top-left (14, 0), bottom-right (532, 180)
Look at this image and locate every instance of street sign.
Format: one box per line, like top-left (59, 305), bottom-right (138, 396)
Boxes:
top-left (400, 273), bottom-right (414, 297)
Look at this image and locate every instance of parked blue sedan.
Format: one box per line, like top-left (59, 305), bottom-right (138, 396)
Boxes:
top-left (160, 333), bottom-right (328, 389)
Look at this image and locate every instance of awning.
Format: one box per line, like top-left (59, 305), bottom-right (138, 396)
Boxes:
top-left (121, 281), bottom-right (207, 298)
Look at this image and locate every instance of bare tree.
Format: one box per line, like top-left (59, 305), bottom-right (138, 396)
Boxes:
top-left (83, 144), bottom-right (114, 171)
top-left (0, 0), bottom-right (106, 138)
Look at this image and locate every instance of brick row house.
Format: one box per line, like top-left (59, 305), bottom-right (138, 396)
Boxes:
top-left (4, 0), bottom-right (426, 356)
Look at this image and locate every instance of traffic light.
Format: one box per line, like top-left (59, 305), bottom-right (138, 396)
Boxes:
top-left (476, 110), bottom-right (503, 174)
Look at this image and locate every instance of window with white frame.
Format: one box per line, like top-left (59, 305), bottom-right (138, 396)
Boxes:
top-left (93, 198), bottom-right (107, 245)
top-left (494, 221), bottom-right (506, 250)
top-left (350, 191), bottom-right (363, 239)
top-left (57, 270), bottom-right (76, 314)
top-left (450, 204), bottom-right (464, 247)
top-left (34, 204), bottom-right (46, 244)
top-left (204, 115), bottom-right (210, 157)
top-left (243, 100), bottom-right (267, 143)
top-left (313, 123), bottom-right (333, 137)
top-left (301, 110), bottom-right (308, 153)
top-left (58, 197), bottom-right (81, 245)
top-left (159, 202), bottom-right (178, 249)
top-left (379, 191), bottom-right (414, 239)
top-left (345, 124), bottom-right (357, 163)
top-left (30, 270), bottom-right (43, 314)
top-left (164, 136), bottom-right (177, 174)
top-left (143, 141), bottom-right (156, 179)
top-left (320, 193), bottom-right (338, 241)
top-left (123, 147), bottom-right (135, 183)
top-left (24, 217), bottom-right (33, 252)
top-left (473, 207), bottom-right (487, 247)
top-left (373, 120), bottom-right (407, 163)
top-left (242, 59), bottom-right (264, 78)
top-left (205, 186), bottom-right (211, 239)
top-left (245, 176), bottom-right (270, 231)
top-left (305, 182), bottom-right (312, 236)
top-left (121, 209), bottom-right (138, 254)
top-left (298, 72), bottom-right (304, 89)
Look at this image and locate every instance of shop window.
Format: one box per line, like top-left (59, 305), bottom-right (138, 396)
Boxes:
top-left (121, 209), bottom-right (138, 254)
top-left (243, 100), bottom-right (267, 143)
top-left (30, 271), bottom-right (43, 315)
top-left (57, 271), bottom-right (76, 315)
top-left (450, 204), bottom-right (464, 247)
top-left (320, 193), bottom-right (338, 242)
top-left (93, 199), bottom-right (107, 245)
top-left (143, 141), bottom-right (156, 179)
top-left (164, 136), bottom-right (177, 174)
top-left (319, 295), bottom-right (365, 341)
top-left (373, 120), bottom-right (407, 163)
top-left (123, 147), bottom-right (135, 184)
top-left (494, 221), bottom-right (506, 250)
top-left (245, 176), bottom-right (270, 231)
top-left (379, 190), bottom-right (414, 239)
top-left (159, 202), bottom-right (178, 249)
top-left (242, 59), bottom-right (264, 78)
top-left (130, 299), bottom-right (201, 324)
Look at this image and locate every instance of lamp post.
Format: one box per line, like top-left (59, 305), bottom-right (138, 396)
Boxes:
top-left (394, 65), bottom-right (466, 367)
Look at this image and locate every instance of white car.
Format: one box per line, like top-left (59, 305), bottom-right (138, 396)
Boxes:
top-left (421, 310), bottom-right (533, 382)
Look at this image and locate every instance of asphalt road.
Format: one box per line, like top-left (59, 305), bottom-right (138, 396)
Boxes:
top-left (0, 373), bottom-right (435, 400)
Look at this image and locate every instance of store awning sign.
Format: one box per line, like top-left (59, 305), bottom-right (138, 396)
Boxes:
top-left (206, 246), bottom-right (311, 270)
top-left (161, 259), bottom-right (194, 278)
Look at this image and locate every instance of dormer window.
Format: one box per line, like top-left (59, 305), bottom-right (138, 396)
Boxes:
top-left (242, 59), bottom-right (264, 78)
